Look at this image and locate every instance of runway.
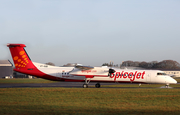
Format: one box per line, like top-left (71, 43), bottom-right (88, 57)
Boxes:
top-left (0, 82), bottom-right (179, 88)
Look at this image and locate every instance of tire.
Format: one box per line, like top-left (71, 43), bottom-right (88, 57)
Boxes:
top-left (95, 83), bottom-right (101, 88)
top-left (83, 84), bottom-right (88, 88)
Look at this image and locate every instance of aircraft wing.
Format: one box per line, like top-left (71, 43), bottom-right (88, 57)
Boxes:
top-left (75, 65), bottom-right (94, 70)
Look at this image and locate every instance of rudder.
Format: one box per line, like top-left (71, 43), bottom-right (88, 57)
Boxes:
top-left (7, 44), bottom-right (35, 70)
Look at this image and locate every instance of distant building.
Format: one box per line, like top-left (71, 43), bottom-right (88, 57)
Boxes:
top-left (120, 65), bottom-right (180, 78)
top-left (162, 70), bottom-right (180, 78)
top-left (13, 72), bottom-right (33, 78)
top-left (0, 60), bottom-right (33, 79)
top-left (0, 60), bottom-right (13, 78)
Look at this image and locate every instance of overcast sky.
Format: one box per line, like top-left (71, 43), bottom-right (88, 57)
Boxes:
top-left (1, 0), bottom-right (180, 66)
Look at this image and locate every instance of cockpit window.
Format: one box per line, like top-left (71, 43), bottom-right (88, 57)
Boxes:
top-left (157, 73), bottom-right (166, 75)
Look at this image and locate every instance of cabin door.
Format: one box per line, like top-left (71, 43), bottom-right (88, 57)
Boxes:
top-left (56, 72), bottom-right (62, 80)
top-left (146, 73), bottom-right (151, 83)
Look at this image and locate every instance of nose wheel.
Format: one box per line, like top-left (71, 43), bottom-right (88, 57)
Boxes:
top-left (83, 78), bottom-right (91, 88)
top-left (83, 84), bottom-right (88, 88)
top-left (165, 84), bottom-right (169, 88)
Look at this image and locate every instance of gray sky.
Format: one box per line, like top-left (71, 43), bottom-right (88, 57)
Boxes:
top-left (1, 0), bottom-right (180, 66)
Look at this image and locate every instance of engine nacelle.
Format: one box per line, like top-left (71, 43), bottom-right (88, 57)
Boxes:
top-left (109, 68), bottom-right (115, 74)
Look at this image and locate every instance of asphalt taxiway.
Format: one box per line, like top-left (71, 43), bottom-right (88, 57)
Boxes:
top-left (0, 82), bottom-right (117, 88)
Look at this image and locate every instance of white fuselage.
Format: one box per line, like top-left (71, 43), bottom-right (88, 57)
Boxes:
top-left (33, 62), bottom-right (177, 84)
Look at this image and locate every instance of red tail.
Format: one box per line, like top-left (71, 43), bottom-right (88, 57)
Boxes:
top-left (7, 44), bottom-right (57, 80)
top-left (7, 44), bottom-right (36, 70)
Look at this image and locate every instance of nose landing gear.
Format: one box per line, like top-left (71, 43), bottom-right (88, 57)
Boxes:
top-left (83, 78), bottom-right (91, 88)
top-left (83, 84), bottom-right (88, 88)
top-left (165, 84), bottom-right (169, 88)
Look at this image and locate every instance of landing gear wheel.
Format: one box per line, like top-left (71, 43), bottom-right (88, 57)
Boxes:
top-left (165, 85), bottom-right (169, 88)
top-left (83, 84), bottom-right (88, 88)
top-left (165, 84), bottom-right (169, 88)
top-left (95, 83), bottom-right (101, 88)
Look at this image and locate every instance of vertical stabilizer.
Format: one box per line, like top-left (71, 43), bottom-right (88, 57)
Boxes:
top-left (7, 44), bottom-right (36, 70)
top-left (7, 43), bottom-right (61, 80)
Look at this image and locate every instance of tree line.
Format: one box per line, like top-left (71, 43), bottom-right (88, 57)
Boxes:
top-left (120, 60), bottom-right (180, 70)
top-left (46, 60), bottom-right (180, 70)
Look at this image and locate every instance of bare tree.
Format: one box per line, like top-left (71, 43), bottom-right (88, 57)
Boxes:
top-left (102, 63), bottom-right (110, 66)
top-left (45, 62), bottom-right (55, 66)
top-left (139, 62), bottom-right (148, 68)
top-left (121, 61), bottom-right (135, 67)
top-left (154, 60), bottom-right (180, 69)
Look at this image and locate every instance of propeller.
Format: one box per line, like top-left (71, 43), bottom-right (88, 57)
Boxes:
top-left (108, 68), bottom-right (116, 76)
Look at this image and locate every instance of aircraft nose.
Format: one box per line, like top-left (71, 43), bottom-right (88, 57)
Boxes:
top-left (169, 77), bottom-right (177, 84)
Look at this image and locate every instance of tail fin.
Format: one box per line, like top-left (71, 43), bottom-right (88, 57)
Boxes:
top-left (7, 44), bottom-right (36, 70)
top-left (7, 44), bottom-right (55, 79)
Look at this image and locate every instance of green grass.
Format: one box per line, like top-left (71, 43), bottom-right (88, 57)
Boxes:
top-left (101, 84), bottom-right (180, 88)
top-left (0, 78), bottom-right (57, 84)
top-left (0, 78), bottom-right (180, 114)
top-left (0, 88), bottom-right (180, 115)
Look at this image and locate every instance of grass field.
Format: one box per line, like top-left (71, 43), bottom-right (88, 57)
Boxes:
top-left (0, 78), bottom-right (180, 115)
top-left (0, 78), bottom-right (57, 84)
top-left (0, 88), bottom-right (180, 115)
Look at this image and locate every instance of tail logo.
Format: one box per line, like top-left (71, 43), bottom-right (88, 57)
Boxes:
top-left (13, 51), bottom-right (29, 68)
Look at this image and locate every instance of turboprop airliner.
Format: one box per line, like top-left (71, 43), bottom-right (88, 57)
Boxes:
top-left (7, 44), bottom-right (177, 88)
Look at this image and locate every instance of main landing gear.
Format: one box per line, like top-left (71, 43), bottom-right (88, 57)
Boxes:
top-left (95, 83), bottom-right (101, 88)
top-left (82, 78), bottom-right (101, 88)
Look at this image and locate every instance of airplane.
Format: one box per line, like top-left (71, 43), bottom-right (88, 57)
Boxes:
top-left (7, 43), bottom-right (177, 88)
